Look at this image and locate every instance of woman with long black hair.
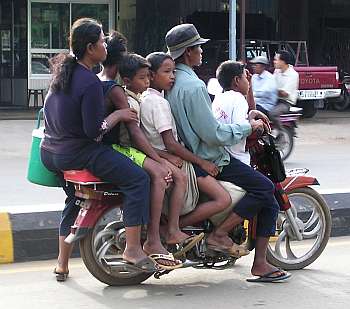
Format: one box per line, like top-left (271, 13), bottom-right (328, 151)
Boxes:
top-left (41, 18), bottom-right (155, 281)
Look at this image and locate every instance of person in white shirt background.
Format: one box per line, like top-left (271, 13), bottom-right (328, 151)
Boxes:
top-left (251, 56), bottom-right (278, 116)
top-left (270, 50), bottom-right (299, 136)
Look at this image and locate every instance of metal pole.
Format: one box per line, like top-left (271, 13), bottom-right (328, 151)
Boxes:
top-left (240, 0), bottom-right (246, 62)
top-left (229, 0), bottom-right (236, 60)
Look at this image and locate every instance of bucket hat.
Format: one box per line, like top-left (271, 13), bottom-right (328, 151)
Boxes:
top-left (165, 24), bottom-right (209, 60)
top-left (250, 56), bottom-right (269, 65)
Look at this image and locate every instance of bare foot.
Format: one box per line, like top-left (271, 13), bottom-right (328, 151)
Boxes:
top-left (166, 230), bottom-right (189, 245)
top-left (122, 247), bottom-right (148, 265)
top-left (143, 240), bottom-right (180, 267)
top-left (251, 262), bottom-right (283, 277)
top-left (55, 263), bottom-right (69, 274)
top-left (206, 232), bottom-right (234, 249)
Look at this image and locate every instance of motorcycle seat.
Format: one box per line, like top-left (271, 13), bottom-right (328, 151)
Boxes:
top-left (63, 169), bottom-right (105, 185)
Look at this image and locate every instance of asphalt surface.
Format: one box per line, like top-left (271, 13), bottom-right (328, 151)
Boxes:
top-left (0, 236), bottom-right (349, 309)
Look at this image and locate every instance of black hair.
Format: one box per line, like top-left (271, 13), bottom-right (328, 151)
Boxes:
top-left (277, 50), bottom-right (292, 65)
top-left (146, 52), bottom-right (173, 72)
top-left (119, 53), bottom-right (150, 79)
top-left (49, 18), bottom-right (102, 93)
top-left (216, 60), bottom-right (245, 91)
top-left (103, 30), bottom-right (127, 66)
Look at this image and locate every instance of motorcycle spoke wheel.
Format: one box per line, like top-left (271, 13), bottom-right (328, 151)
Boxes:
top-left (79, 205), bottom-right (153, 285)
top-left (267, 187), bottom-right (331, 270)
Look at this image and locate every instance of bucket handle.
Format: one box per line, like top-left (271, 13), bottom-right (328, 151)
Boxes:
top-left (36, 108), bottom-right (44, 129)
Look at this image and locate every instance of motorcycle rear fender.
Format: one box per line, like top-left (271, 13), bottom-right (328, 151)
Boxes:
top-left (65, 197), bottom-right (123, 244)
top-left (282, 175), bottom-right (319, 192)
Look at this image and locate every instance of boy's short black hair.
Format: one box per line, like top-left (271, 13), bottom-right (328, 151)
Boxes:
top-left (216, 60), bottom-right (245, 91)
top-left (146, 52), bottom-right (173, 72)
top-left (119, 53), bottom-right (150, 79)
top-left (103, 30), bottom-right (127, 66)
top-left (277, 50), bottom-right (293, 65)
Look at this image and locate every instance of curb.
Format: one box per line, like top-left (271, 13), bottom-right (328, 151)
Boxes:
top-left (0, 192), bottom-right (349, 264)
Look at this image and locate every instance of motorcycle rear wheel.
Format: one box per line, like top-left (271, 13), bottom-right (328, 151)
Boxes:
top-left (79, 205), bottom-right (153, 286)
top-left (275, 127), bottom-right (294, 161)
top-left (267, 187), bottom-right (331, 270)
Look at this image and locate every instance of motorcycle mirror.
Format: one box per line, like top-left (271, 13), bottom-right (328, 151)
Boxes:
top-left (207, 78), bottom-right (223, 96)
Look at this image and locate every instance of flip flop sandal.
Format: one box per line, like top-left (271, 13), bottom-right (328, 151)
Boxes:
top-left (207, 242), bottom-right (250, 258)
top-left (171, 233), bottom-right (205, 259)
top-left (123, 257), bottom-right (158, 272)
top-left (148, 253), bottom-right (183, 270)
top-left (53, 268), bottom-right (69, 282)
top-left (246, 269), bottom-right (291, 283)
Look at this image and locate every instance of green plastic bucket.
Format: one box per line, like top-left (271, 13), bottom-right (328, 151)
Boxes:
top-left (27, 109), bottom-right (60, 187)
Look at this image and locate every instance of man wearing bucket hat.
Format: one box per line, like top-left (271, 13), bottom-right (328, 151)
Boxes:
top-left (251, 56), bottom-right (278, 115)
top-left (165, 24), bottom-right (291, 283)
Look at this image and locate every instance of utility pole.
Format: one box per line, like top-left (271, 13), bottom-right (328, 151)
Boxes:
top-left (240, 0), bottom-right (246, 62)
top-left (229, 0), bottom-right (236, 60)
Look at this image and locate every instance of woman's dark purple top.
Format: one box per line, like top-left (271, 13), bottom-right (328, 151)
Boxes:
top-left (41, 64), bottom-right (105, 155)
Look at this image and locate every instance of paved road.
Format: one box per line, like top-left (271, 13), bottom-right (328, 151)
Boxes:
top-left (0, 110), bottom-right (350, 209)
top-left (0, 236), bottom-right (349, 309)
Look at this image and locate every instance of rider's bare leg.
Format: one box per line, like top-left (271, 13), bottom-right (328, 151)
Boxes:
top-left (55, 236), bottom-right (73, 273)
top-left (142, 159), bottom-right (182, 265)
top-left (206, 212), bottom-right (244, 248)
top-left (179, 176), bottom-right (231, 228)
top-left (142, 159), bottom-right (167, 253)
top-left (250, 236), bottom-right (283, 277)
top-left (163, 164), bottom-right (189, 245)
top-left (123, 226), bottom-right (149, 263)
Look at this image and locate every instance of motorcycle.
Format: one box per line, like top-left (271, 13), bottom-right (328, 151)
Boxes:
top-left (274, 106), bottom-right (303, 161)
top-left (62, 135), bottom-right (331, 286)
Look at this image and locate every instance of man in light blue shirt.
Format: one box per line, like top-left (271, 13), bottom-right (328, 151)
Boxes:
top-left (164, 24), bottom-right (290, 283)
top-left (251, 56), bottom-right (277, 115)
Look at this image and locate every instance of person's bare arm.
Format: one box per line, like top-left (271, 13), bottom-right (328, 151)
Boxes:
top-left (108, 87), bottom-right (163, 163)
top-left (155, 149), bottom-right (184, 168)
top-left (161, 130), bottom-right (219, 177)
top-left (246, 69), bottom-right (256, 110)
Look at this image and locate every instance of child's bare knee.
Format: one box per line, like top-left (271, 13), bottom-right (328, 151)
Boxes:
top-left (217, 191), bottom-right (232, 210)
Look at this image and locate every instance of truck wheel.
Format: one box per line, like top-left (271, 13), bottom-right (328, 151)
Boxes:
top-left (333, 91), bottom-right (350, 111)
top-left (300, 102), bottom-right (317, 118)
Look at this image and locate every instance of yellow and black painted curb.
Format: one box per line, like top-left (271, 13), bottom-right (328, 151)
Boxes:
top-left (0, 210), bottom-right (79, 264)
top-left (0, 193), bottom-right (350, 264)
top-left (0, 213), bottom-right (14, 263)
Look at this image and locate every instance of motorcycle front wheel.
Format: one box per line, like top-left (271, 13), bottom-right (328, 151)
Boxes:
top-left (79, 205), bottom-right (153, 286)
top-left (267, 187), bottom-right (331, 270)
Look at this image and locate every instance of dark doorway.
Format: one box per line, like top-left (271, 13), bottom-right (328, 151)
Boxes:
top-left (0, 0), bottom-right (27, 108)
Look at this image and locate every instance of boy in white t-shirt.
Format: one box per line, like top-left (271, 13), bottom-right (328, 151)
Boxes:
top-left (212, 62), bottom-right (251, 165)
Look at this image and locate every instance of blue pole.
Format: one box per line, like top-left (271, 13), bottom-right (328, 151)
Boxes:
top-left (229, 0), bottom-right (236, 60)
